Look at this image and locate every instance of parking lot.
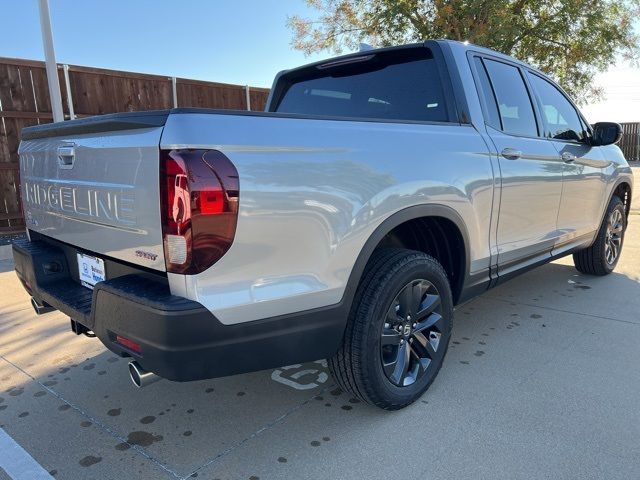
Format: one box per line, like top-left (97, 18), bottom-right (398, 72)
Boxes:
top-left (0, 209), bottom-right (639, 479)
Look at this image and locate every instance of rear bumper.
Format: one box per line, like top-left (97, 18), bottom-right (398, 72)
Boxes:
top-left (12, 238), bottom-right (345, 382)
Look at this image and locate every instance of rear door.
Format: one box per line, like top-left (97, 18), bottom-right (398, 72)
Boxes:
top-left (471, 56), bottom-right (564, 275)
top-left (525, 72), bottom-right (609, 252)
top-left (19, 120), bottom-right (165, 271)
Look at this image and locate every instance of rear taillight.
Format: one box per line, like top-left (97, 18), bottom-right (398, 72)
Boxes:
top-left (160, 149), bottom-right (239, 274)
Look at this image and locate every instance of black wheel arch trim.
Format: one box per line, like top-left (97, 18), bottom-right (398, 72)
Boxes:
top-left (609, 177), bottom-right (633, 216)
top-left (594, 177), bottom-right (633, 238)
top-left (340, 204), bottom-right (480, 311)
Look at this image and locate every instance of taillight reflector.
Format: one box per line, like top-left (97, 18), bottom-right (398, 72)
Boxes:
top-left (116, 335), bottom-right (142, 354)
top-left (160, 149), bottom-right (239, 274)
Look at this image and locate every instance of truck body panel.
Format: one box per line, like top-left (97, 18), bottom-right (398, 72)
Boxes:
top-left (160, 113), bottom-right (495, 323)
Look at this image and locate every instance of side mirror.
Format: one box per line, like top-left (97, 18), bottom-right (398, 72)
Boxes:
top-left (591, 122), bottom-right (622, 146)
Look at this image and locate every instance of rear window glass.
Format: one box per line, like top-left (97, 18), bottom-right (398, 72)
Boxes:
top-left (274, 49), bottom-right (449, 123)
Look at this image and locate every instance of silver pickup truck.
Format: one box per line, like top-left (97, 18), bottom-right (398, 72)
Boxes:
top-left (12, 40), bottom-right (633, 409)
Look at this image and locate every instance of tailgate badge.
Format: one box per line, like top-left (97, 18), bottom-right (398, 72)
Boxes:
top-left (135, 250), bottom-right (158, 261)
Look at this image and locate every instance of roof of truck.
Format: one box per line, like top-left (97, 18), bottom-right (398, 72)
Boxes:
top-left (442, 39), bottom-right (544, 74)
top-left (277, 39), bottom-right (542, 79)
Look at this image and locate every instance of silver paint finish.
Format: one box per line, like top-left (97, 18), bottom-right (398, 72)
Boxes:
top-left (161, 113), bottom-right (495, 324)
top-left (18, 127), bottom-right (165, 271)
top-left (485, 126), bottom-right (565, 267)
top-left (553, 141), bottom-right (610, 243)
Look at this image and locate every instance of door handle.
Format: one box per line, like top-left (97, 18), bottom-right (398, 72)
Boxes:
top-left (561, 152), bottom-right (576, 163)
top-left (501, 148), bottom-right (522, 160)
top-left (57, 144), bottom-right (75, 169)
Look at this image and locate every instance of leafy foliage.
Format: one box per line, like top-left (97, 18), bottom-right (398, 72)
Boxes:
top-left (288, 0), bottom-right (640, 102)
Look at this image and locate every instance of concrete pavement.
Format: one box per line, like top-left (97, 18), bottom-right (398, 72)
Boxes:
top-left (0, 216), bottom-right (639, 480)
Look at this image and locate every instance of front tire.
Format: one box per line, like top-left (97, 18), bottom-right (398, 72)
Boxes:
top-left (573, 196), bottom-right (626, 276)
top-left (328, 248), bottom-right (453, 410)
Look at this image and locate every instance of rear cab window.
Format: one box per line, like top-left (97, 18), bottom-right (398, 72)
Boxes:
top-left (272, 48), bottom-right (452, 123)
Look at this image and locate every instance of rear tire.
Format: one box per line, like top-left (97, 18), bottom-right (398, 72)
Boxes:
top-left (328, 248), bottom-right (453, 410)
top-left (573, 196), bottom-right (626, 276)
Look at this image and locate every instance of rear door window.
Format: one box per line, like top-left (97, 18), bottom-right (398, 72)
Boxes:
top-left (483, 59), bottom-right (538, 137)
top-left (274, 49), bottom-right (450, 123)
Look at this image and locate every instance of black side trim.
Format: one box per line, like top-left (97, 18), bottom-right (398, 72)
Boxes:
top-left (493, 239), bottom-right (592, 288)
top-left (21, 110), bottom-right (170, 140)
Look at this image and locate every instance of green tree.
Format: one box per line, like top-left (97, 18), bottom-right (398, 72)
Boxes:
top-left (288, 0), bottom-right (640, 102)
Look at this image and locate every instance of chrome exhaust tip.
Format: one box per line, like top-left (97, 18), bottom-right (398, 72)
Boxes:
top-left (31, 297), bottom-right (54, 315)
top-left (128, 361), bottom-right (161, 388)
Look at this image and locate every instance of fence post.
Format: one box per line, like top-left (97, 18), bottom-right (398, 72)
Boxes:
top-left (62, 64), bottom-right (75, 120)
top-left (245, 85), bottom-right (251, 111)
top-left (171, 77), bottom-right (178, 108)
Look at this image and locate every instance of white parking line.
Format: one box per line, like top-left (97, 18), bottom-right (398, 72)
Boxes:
top-left (0, 428), bottom-right (52, 480)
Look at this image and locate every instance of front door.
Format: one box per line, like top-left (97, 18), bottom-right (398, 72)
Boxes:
top-left (525, 72), bottom-right (609, 254)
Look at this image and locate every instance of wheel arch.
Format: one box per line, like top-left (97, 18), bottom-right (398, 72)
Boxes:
top-left (611, 179), bottom-right (632, 218)
top-left (342, 204), bottom-right (471, 309)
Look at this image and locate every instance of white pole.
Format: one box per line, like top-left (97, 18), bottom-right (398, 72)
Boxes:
top-left (38, 0), bottom-right (64, 122)
top-left (245, 85), bottom-right (251, 111)
top-left (171, 77), bottom-right (178, 108)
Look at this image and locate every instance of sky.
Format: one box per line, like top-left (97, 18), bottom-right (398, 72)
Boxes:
top-left (0, 0), bottom-right (638, 122)
top-left (580, 64), bottom-right (640, 123)
top-left (0, 0), bottom-right (330, 88)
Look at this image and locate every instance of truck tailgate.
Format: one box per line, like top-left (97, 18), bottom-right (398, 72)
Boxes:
top-left (19, 121), bottom-right (166, 272)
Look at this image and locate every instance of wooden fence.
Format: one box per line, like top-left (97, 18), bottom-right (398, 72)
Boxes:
top-left (0, 57), bottom-right (270, 233)
top-left (2, 57), bottom-right (639, 234)
top-left (620, 122), bottom-right (640, 162)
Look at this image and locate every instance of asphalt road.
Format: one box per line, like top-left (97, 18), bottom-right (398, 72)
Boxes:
top-left (1, 215), bottom-right (639, 480)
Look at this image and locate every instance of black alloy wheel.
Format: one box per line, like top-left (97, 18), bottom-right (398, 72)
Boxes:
top-left (381, 279), bottom-right (445, 387)
top-left (604, 208), bottom-right (624, 265)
